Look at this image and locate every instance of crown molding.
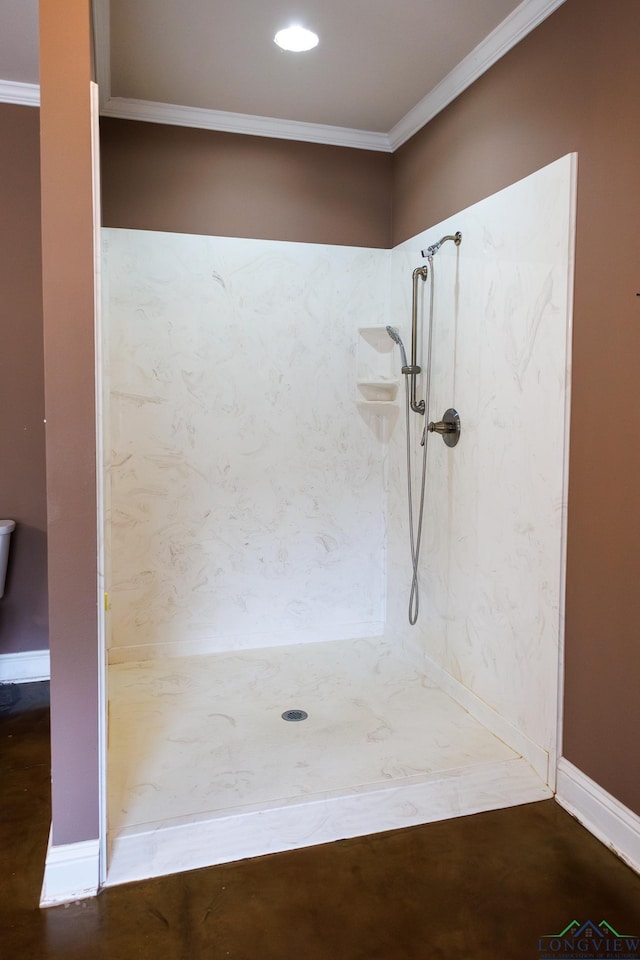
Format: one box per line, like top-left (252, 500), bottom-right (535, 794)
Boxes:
top-left (388, 0), bottom-right (568, 149)
top-left (0, 79), bottom-right (40, 107)
top-left (101, 97), bottom-right (393, 152)
top-left (94, 0), bottom-right (567, 152)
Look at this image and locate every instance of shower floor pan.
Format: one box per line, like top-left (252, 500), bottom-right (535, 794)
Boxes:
top-left (106, 637), bottom-right (551, 887)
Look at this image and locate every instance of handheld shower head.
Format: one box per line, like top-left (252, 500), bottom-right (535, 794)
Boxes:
top-left (386, 325), bottom-right (409, 369)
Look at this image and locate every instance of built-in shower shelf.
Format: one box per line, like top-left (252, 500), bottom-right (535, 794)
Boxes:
top-left (357, 326), bottom-right (396, 352)
top-left (356, 400), bottom-right (398, 414)
top-left (357, 379), bottom-right (399, 402)
top-left (357, 327), bottom-right (399, 412)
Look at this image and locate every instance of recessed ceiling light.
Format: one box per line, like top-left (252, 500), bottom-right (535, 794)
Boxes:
top-left (274, 25), bottom-right (319, 52)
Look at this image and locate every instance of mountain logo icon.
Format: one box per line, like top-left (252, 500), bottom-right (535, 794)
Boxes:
top-left (537, 919), bottom-right (640, 958)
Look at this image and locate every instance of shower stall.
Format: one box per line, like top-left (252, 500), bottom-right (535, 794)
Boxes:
top-left (101, 155), bottom-right (575, 886)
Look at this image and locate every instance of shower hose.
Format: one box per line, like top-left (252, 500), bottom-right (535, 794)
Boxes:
top-left (404, 259), bottom-right (434, 625)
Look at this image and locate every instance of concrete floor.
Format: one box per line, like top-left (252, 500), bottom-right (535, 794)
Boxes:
top-left (2, 681), bottom-right (640, 959)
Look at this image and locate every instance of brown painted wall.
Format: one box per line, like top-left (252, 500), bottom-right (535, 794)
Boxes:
top-left (40, 0), bottom-right (99, 844)
top-left (0, 104), bottom-right (48, 654)
top-left (101, 119), bottom-right (392, 248)
top-left (393, 0), bottom-right (640, 814)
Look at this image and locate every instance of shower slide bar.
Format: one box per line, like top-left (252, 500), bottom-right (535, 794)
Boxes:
top-left (407, 266), bottom-right (428, 414)
top-left (406, 231), bottom-right (462, 416)
top-left (386, 230), bottom-right (462, 624)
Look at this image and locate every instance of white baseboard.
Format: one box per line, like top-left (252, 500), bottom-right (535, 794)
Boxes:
top-left (0, 649), bottom-right (50, 683)
top-left (556, 758), bottom-right (640, 876)
top-left (40, 830), bottom-right (101, 907)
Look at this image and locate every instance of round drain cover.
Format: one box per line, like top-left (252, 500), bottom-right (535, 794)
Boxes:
top-left (281, 709), bottom-right (308, 722)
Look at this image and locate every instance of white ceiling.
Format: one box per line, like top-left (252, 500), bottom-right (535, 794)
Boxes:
top-left (0, 0), bottom-right (39, 84)
top-left (0, 0), bottom-right (566, 149)
top-left (109, 0), bottom-right (521, 132)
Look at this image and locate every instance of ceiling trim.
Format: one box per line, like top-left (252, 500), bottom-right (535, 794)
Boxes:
top-left (388, 0), bottom-right (568, 150)
top-left (100, 97), bottom-right (393, 152)
top-left (0, 79), bottom-right (40, 107)
top-left (92, 0), bottom-right (567, 152)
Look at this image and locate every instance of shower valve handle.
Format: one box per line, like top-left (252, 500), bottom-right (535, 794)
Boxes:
top-left (428, 419), bottom-right (457, 435)
top-left (427, 408), bottom-right (461, 448)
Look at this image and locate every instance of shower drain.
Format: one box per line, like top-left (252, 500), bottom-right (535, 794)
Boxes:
top-left (281, 709), bottom-right (308, 722)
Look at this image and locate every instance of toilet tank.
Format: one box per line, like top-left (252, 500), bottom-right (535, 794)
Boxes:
top-left (0, 520), bottom-right (16, 599)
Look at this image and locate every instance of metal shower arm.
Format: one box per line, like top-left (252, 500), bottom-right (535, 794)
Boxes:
top-left (422, 231), bottom-right (462, 258)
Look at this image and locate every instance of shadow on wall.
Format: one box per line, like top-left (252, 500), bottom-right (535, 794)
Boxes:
top-left (0, 523), bottom-right (48, 654)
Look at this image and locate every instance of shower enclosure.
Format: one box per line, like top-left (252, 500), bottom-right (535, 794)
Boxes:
top-left (101, 155), bottom-right (575, 886)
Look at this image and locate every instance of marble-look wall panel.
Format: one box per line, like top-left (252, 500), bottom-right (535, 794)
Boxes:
top-left (386, 155), bottom-right (575, 763)
top-left (103, 231), bottom-right (390, 657)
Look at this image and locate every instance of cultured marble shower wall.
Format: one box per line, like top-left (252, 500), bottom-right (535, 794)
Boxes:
top-left (103, 154), bottom-right (574, 776)
top-left (103, 232), bottom-right (390, 660)
top-left (386, 155), bottom-right (575, 783)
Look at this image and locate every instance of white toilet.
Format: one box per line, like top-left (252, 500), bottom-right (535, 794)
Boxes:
top-left (0, 520), bottom-right (16, 599)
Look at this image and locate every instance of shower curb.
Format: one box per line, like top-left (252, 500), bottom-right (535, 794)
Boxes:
top-left (105, 756), bottom-right (550, 889)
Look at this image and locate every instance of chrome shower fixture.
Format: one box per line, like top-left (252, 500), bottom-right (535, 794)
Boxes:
top-left (385, 326), bottom-right (409, 369)
top-left (428, 407), bottom-right (461, 447)
top-left (408, 265), bottom-right (429, 414)
top-left (391, 252), bottom-right (462, 627)
top-left (387, 268), bottom-right (429, 416)
top-left (422, 231), bottom-right (462, 258)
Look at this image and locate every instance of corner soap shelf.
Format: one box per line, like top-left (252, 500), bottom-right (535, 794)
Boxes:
top-left (356, 326), bottom-right (400, 411)
top-left (357, 380), bottom-right (399, 402)
top-left (358, 326), bottom-right (396, 352)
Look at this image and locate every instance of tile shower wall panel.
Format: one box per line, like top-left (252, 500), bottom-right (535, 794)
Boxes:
top-left (386, 155), bottom-right (574, 768)
top-left (103, 231), bottom-right (390, 658)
